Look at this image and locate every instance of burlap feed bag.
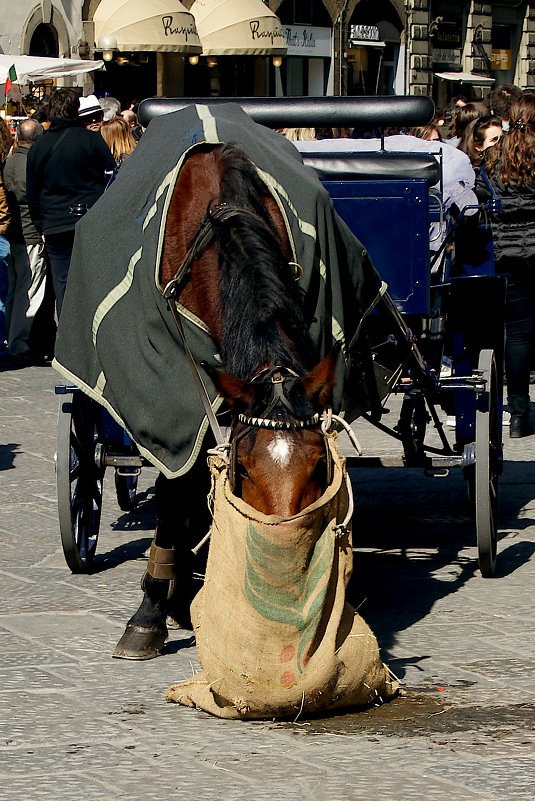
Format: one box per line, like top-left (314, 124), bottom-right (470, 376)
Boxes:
top-left (166, 433), bottom-right (398, 719)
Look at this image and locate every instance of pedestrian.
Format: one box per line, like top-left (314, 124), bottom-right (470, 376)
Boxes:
top-left (100, 116), bottom-right (137, 170)
top-left (120, 108), bottom-right (143, 142)
top-left (99, 96), bottom-right (121, 122)
top-left (459, 115), bottom-right (503, 168)
top-left (446, 102), bottom-right (489, 147)
top-left (488, 83), bottom-right (523, 131)
top-left (476, 94), bottom-right (535, 437)
top-left (78, 94), bottom-right (105, 132)
top-left (2, 118), bottom-right (47, 363)
top-left (0, 117), bottom-right (12, 356)
top-left (26, 87), bottom-right (116, 315)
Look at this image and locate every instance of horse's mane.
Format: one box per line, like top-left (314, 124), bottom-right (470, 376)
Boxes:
top-left (213, 144), bottom-right (316, 383)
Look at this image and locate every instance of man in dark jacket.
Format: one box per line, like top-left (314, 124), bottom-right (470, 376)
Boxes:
top-left (26, 87), bottom-right (115, 315)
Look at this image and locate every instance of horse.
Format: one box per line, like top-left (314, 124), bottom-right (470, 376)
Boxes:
top-left (113, 142), bottom-right (338, 659)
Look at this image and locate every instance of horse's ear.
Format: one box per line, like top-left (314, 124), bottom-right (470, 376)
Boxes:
top-left (302, 348), bottom-right (339, 409)
top-left (202, 363), bottom-right (255, 411)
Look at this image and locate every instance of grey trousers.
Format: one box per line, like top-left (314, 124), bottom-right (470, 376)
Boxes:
top-left (6, 242), bottom-right (47, 355)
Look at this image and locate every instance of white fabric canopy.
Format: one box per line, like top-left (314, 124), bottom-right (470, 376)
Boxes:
top-left (435, 71), bottom-right (495, 85)
top-left (94, 0), bottom-right (201, 54)
top-left (190, 0), bottom-right (287, 55)
top-left (0, 55), bottom-right (104, 84)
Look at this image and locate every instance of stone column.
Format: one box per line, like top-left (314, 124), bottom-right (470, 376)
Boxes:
top-left (462, 1), bottom-right (492, 77)
top-left (406, 0), bottom-right (432, 95)
top-left (515, 4), bottom-right (535, 89)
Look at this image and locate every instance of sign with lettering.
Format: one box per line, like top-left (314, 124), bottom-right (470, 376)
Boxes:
top-left (284, 25), bottom-right (332, 57)
top-left (432, 23), bottom-right (462, 48)
top-left (491, 49), bottom-right (512, 70)
top-left (249, 19), bottom-right (285, 48)
top-left (433, 48), bottom-right (461, 66)
top-left (161, 15), bottom-right (198, 41)
top-left (350, 25), bottom-right (380, 43)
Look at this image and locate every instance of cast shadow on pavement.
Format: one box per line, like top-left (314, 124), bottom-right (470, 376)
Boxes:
top-left (0, 442), bottom-right (19, 470)
top-left (347, 460), bottom-right (535, 679)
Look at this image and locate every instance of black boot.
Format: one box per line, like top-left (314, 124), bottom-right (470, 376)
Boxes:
top-left (510, 415), bottom-right (534, 438)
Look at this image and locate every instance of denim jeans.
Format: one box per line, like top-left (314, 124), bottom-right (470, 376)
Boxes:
top-left (0, 235), bottom-right (11, 345)
top-left (504, 270), bottom-right (535, 418)
top-left (44, 230), bottom-right (75, 317)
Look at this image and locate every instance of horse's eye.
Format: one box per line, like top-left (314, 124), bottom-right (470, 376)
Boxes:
top-left (313, 457), bottom-right (327, 484)
top-left (238, 462), bottom-right (250, 479)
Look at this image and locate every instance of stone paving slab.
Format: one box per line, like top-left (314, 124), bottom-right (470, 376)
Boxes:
top-left (1, 364), bottom-right (534, 800)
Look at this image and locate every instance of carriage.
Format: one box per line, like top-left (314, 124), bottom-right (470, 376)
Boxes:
top-left (55, 95), bottom-right (505, 579)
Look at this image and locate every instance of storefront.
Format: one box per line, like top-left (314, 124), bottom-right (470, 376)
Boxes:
top-left (281, 24), bottom-right (332, 95)
top-left (183, 0), bottom-right (286, 97)
top-left (490, 2), bottom-right (525, 87)
top-left (91, 0), bottom-right (201, 107)
top-left (346, 21), bottom-right (402, 96)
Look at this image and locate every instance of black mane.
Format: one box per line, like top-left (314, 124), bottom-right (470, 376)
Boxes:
top-left (213, 143), bottom-right (316, 384)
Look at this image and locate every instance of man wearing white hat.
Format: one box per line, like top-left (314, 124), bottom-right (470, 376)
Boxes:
top-left (78, 94), bottom-right (104, 132)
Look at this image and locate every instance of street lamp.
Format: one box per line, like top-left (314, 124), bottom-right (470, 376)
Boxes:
top-left (98, 33), bottom-right (118, 62)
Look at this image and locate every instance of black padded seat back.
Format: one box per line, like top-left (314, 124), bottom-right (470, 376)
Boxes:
top-left (301, 151), bottom-right (440, 184)
top-left (139, 95), bottom-right (435, 129)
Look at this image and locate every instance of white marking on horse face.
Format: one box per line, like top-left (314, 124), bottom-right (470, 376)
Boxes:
top-left (267, 433), bottom-right (294, 468)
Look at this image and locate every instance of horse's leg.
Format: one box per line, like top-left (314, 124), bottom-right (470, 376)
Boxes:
top-left (113, 458), bottom-right (212, 660)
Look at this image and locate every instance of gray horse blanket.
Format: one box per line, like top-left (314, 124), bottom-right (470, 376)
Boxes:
top-left (53, 103), bottom-right (385, 478)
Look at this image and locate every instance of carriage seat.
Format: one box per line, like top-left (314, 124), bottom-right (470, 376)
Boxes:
top-left (301, 151), bottom-right (440, 185)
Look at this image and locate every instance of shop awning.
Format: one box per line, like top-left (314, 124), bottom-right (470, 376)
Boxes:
top-left (0, 54), bottom-right (104, 84)
top-left (435, 71), bottom-right (495, 85)
top-left (190, 0), bottom-right (287, 56)
top-left (349, 40), bottom-right (386, 48)
top-left (94, 0), bottom-right (202, 54)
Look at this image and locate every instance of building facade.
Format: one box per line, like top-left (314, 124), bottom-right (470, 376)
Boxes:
top-left (2, 1), bottom-right (535, 104)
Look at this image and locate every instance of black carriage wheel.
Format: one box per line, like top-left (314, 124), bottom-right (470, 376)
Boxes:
top-left (475, 349), bottom-right (501, 577)
top-left (114, 469), bottom-right (139, 512)
top-left (57, 393), bottom-right (105, 573)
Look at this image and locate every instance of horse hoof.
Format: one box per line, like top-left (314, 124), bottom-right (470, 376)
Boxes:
top-left (112, 624), bottom-right (167, 660)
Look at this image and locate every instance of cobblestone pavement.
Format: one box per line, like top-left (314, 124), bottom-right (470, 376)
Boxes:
top-left (1, 364), bottom-right (534, 800)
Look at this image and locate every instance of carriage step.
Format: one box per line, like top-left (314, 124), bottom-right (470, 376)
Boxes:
top-left (346, 454), bottom-right (465, 469)
top-left (105, 455), bottom-right (144, 468)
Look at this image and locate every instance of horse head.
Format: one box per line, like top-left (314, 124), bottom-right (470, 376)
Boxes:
top-left (207, 350), bottom-right (337, 517)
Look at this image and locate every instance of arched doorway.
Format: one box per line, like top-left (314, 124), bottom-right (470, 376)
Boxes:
top-left (277, 0), bottom-right (333, 95)
top-left (29, 23), bottom-right (59, 57)
top-left (347, 0), bottom-right (403, 95)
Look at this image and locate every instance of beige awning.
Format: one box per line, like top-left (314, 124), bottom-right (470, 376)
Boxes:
top-left (94, 0), bottom-right (202, 54)
top-left (190, 0), bottom-right (287, 56)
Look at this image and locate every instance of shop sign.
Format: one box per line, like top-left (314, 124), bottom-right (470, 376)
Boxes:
top-left (491, 49), bottom-right (512, 70)
top-left (350, 25), bottom-right (380, 43)
top-left (433, 48), bottom-right (461, 66)
top-left (284, 25), bottom-right (331, 57)
top-left (432, 23), bottom-right (462, 49)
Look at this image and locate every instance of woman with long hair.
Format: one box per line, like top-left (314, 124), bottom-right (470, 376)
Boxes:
top-left (459, 115), bottom-right (503, 168)
top-left (477, 95), bottom-right (535, 436)
top-left (100, 116), bottom-right (137, 168)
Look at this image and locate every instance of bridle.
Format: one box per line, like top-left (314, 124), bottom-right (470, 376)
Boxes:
top-left (228, 365), bottom-right (333, 494)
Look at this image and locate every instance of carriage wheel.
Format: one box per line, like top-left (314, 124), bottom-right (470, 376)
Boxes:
top-left (474, 349), bottom-right (501, 577)
top-left (114, 469), bottom-right (139, 511)
top-left (57, 393), bottom-right (105, 573)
